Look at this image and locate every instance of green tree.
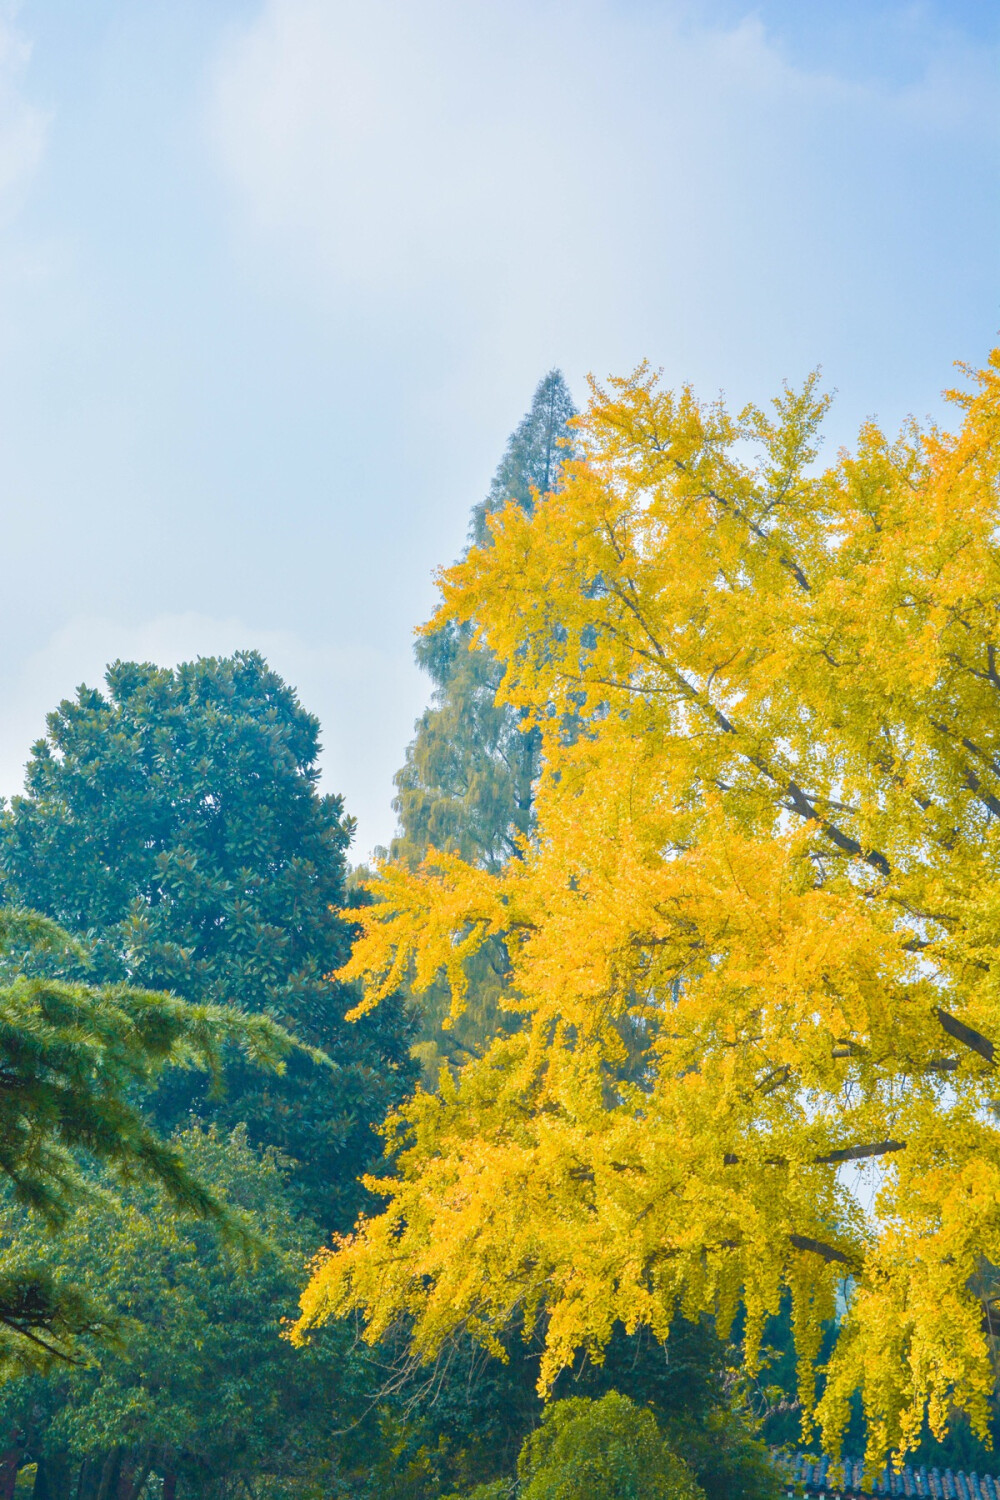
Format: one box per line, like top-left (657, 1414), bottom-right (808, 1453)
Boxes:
top-left (467, 370), bottom-right (579, 550)
top-left (392, 372), bottom-right (576, 1071)
top-left (0, 908), bottom-right (297, 1370)
top-left (0, 1127), bottom-right (372, 1500)
top-left (0, 652), bottom-right (416, 1230)
top-left (394, 370), bottom-right (576, 874)
top-left (343, 1317), bottom-right (780, 1500)
top-left (516, 1394), bottom-right (703, 1500)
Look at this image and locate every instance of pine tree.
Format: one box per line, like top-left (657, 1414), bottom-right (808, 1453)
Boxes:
top-left (0, 1127), bottom-right (374, 1500)
top-left (0, 908), bottom-right (297, 1368)
top-left (0, 652), bottom-right (416, 1231)
top-left (394, 372), bottom-right (577, 874)
top-left (391, 372), bottom-right (576, 1068)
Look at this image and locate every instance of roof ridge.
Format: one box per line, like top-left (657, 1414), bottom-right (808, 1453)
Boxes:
top-left (783, 1451), bottom-right (1000, 1498)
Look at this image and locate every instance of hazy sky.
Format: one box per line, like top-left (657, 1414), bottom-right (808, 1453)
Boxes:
top-left (0, 0), bottom-right (997, 855)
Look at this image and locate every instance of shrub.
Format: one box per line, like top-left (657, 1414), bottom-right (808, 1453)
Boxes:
top-left (516, 1393), bottom-right (704, 1500)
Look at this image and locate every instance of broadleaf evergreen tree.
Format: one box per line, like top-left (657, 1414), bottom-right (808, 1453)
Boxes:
top-left (515, 1393), bottom-right (705, 1500)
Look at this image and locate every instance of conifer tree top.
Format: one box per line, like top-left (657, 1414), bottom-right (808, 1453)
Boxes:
top-left (468, 369), bottom-right (576, 547)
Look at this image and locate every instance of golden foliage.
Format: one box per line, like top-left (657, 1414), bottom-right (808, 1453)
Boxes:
top-left (298, 350), bottom-right (1000, 1469)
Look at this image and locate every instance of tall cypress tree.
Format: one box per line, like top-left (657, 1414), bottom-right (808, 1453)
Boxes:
top-left (391, 371), bottom-right (576, 1066)
top-left (393, 370), bottom-right (576, 873)
top-left (467, 368), bottom-right (578, 548)
top-left (0, 652), bottom-right (416, 1231)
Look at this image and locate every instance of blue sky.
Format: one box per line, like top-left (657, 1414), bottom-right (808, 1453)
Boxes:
top-left (0, 0), bottom-right (996, 855)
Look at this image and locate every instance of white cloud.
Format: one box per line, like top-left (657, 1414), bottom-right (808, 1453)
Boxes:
top-left (207, 0), bottom-right (998, 427)
top-left (0, 12), bottom-right (47, 218)
top-left (211, 1), bottom-right (801, 310)
top-left (0, 613), bottom-right (427, 860)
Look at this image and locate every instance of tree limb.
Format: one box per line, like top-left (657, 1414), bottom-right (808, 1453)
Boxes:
top-left (814, 1140), bottom-right (906, 1165)
top-left (724, 1140), bottom-right (906, 1168)
top-left (935, 1007), bottom-right (995, 1066)
top-left (787, 1234), bottom-right (855, 1267)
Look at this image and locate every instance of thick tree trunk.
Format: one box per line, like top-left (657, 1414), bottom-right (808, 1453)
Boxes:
top-left (161, 1473), bottom-right (176, 1500)
top-left (74, 1456), bottom-right (98, 1500)
top-left (93, 1451), bottom-right (121, 1500)
top-left (118, 1448), bottom-right (152, 1500)
top-left (112, 1460), bottom-right (133, 1500)
top-left (0, 1448), bottom-right (20, 1500)
top-left (33, 1454), bottom-right (72, 1500)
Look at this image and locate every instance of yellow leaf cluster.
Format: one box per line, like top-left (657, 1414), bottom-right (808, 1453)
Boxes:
top-left (297, 350), bottom-right (1000, 1470)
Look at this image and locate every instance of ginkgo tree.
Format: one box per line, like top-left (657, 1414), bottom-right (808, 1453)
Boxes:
top-left (296, 348), bottom-right (1000, 1471)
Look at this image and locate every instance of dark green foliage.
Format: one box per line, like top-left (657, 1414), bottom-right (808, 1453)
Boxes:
top-left (0, 652), bottom-right (416, 1230)
top-left (0, 1127), bottom-right (372, 1499)
top-left (395, 638), bottom-right (533, 877)
top-left (440, 1383), bottom-right (779, 1500)
top-left (906, 1412), bottom-right (1000, 1478)
top-left (0, 908), bottom-right (297, 1368)
top-left (352, 1319), bottom-right (780, 1500)
top-left (467, 370), bottom-right (578, 549)
top-left (394, 371), bottom-right (577, 876)
top-left (392, 373), bottom-right (576, 1070)
top-left (554, 1323), bottom-right (781, 1500)
top-left (348, 1324), bottom-right (544, 1497)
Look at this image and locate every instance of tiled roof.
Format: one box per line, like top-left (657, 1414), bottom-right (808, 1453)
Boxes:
top-left (784, 1453), bottom-right (1000, 1498)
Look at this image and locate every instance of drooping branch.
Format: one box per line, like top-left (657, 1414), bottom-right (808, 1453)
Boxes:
top-left (0, 1316), bottom-right (84, 1365)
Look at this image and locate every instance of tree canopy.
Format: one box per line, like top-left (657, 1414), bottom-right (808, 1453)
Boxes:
top-left (0, 1127), bottom-right (367, 1500)
top-left (0, 651), bottom-right (415, 1230)
top-left (393, 370), bottom-right (577, 877)
top-left (295, 349), bottom-right (1000, 1471)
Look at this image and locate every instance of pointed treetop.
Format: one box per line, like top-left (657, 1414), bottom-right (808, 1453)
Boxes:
top-left (469, 369), bottom-right (576, 547)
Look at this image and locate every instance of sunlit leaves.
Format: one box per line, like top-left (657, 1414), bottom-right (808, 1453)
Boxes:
top-left (299, 350), bottom-right (1000, 1470)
